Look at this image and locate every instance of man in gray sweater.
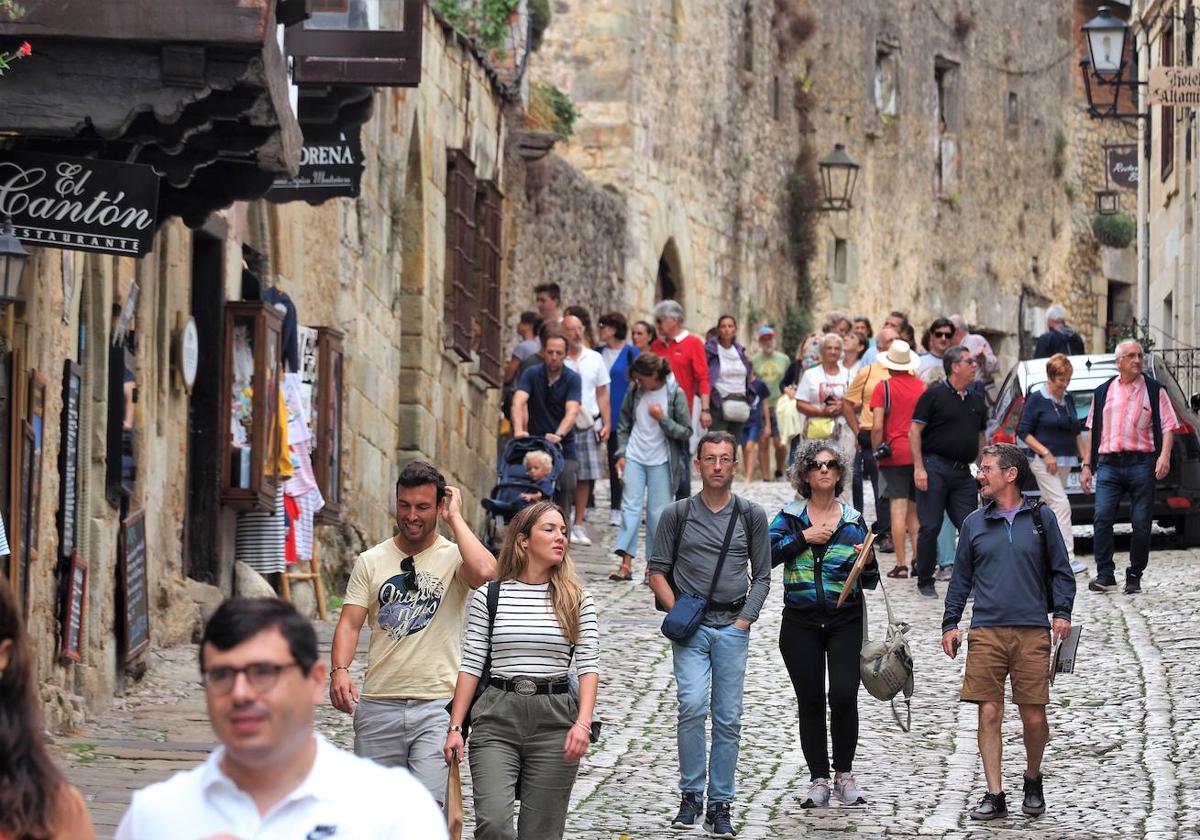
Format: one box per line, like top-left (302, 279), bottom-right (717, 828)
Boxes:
top-left (942, 443), bottom-right (1075, 823)
top-left (648, 431), bottom-right (772, 839)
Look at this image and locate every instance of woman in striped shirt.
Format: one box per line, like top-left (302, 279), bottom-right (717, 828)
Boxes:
top-left (443, 501), bottom-right (599, 839)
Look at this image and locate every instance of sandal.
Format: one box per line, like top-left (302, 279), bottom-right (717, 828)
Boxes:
top-left (609, 565), bottom-right (633, 581)
top-left (886, 565), bottom-right (909, 578)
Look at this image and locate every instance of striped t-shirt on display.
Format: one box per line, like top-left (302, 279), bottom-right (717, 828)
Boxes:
top-left (460, 580), bottom-right (599, 679)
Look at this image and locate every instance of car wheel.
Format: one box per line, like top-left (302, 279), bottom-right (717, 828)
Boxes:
top-left (1176, 514), bottom-right (1200, 548)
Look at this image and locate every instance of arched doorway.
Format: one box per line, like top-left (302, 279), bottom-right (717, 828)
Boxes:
top-left (656, 238), bottom-right (683, 303)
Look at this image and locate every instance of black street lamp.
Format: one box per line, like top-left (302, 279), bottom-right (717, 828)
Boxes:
top-left (818, 144), bottom-right (860, 212)
top-left (1083, 6), bottom-right (1129, 82)
top-left (0, 219), bottom-right (29, 307)
top-left (1095, 189), bottom-right (1121, 215)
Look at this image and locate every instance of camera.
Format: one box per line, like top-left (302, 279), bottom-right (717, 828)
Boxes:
top-left (873, 441), bottom-right (892, 461)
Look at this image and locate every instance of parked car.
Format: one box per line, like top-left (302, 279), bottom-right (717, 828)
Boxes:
top-left (987, 352), bottom-right (1200, 547)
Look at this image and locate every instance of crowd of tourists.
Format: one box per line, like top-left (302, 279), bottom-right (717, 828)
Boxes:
top-left (2, 288), bottom-right (1181, 840)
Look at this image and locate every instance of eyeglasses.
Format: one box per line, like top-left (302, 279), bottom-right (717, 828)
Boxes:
top-left (955, 357), bottom-right (979, 366)
top-left (933, 330), bottom-right (954, 339)
top-left (700, 455), bottom-right (737, 465)
top-left (976, 465), bottom-right (1013, 474)
top-left (202, 661), bottom-right (300, 694)
top-left (400, 556), bottom-right (416, 590)
top-left (805, 458), bottom-right (841, 471)
top-left (1120, 352), bottom-right (1144, 359)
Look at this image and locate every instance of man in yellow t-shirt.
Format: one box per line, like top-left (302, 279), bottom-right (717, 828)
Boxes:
top-left (329, 461), bottom-right (497, 806)
top-left (843, 326), bottom-right (898, 546)
top-left (750, 326), bottom-right (791, 480)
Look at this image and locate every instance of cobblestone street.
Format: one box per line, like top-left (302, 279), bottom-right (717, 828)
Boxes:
top-left (59, 479), bottom-right (1200, 840)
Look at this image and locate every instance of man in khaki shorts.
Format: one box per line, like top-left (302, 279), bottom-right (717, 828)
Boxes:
top-left (941, 443), bottom-right (1075, 822)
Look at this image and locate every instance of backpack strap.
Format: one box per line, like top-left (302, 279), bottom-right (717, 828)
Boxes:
top-left (482, 579), bottom-right (500, 670)
top-left (1030, 501), bottom-right (1053, 613)
top-left (705, 498), bottom-right (742, 602)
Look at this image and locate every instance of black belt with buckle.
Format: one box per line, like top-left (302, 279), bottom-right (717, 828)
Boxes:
top-left (928, 453), bottom-right (971, 470)
top-left (1099, 451), bottom-right (1154, 465)
top-left (489, 676), bottom-right (570, 696)
top-left (710, 597), bottom-right (747, 612)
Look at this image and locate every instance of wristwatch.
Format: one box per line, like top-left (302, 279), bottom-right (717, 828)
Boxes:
top-left (448, 724), bottom-right (464, 733)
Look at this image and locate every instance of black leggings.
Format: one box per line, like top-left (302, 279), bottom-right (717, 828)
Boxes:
top-left (779, 609), bottom-right (863, 780)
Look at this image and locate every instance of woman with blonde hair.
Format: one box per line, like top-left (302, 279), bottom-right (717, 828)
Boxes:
top-left (444, 501), bottom-right (599, 840)
top-left (1, 582), bottom-right (96, 840)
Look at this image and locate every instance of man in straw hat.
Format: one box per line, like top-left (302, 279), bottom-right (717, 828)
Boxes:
top-left (867, 339), bottom-right (924, 579)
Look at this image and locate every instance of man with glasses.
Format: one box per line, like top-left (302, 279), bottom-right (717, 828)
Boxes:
top-left (650, 299), bottom-right (709, 498)
top-left (1081, 340), bottom-right (1179, 594)
top-left (116, 597), bottom-right (446, 839)
top-left (909, 346), bottom-right (989, 597)
top-left (941, 444), bottom-right (1075, 821)
top-left (329, 461), bottom-right (498, 806)
top-left (648, 432), bottom-right (771, 838)
top-left (918, 317), bottom-right (956, 376)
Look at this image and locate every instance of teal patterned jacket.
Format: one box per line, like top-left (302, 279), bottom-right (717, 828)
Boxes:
top-left (769, 500), bottom-right (878, 613)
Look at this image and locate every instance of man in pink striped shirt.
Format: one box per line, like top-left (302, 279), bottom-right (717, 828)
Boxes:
top-left (1081, 341), bottom-right (1179, 594)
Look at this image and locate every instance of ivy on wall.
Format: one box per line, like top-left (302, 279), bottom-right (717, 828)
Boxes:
top-left (435, 0), bottom-right (520, 53)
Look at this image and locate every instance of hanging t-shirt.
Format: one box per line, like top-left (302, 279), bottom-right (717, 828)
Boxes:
top-left (625, 387), bottom-right (670, 466)
top-left (343, 535), bottom-right (470, 699)
top-left (564, 347), bottom-right (611, 424)
top-left (715, 344), bottom-right (747, 397)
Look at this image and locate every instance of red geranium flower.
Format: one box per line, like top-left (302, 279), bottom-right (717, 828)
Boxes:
top-left (18, 42), bottom-right (31, 56)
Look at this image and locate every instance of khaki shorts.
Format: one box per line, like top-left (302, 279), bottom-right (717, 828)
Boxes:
top-left (960, 626), bottom-right (1051, 706)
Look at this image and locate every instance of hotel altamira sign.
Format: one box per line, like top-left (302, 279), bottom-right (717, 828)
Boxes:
top-left (1148, 66), bottom-right (1200, 107)
top-left (265, 126), bottom-right (364, 204)
top-left (0, 151), bottom-right (160, 257)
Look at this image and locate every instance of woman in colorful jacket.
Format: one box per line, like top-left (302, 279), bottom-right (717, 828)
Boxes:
top-left (610, 352), bottom-right (693, 581)
top-left (769, 439), bottom-right (878, 811)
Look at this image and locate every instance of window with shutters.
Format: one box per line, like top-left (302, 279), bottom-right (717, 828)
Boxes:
top-left (475, 181), bottom-right (504, 386)
top-left (444, 149), bottom-right (477, 361)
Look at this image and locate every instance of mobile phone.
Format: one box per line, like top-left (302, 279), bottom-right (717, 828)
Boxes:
top-left (951, 638), bottom-right (961, 658)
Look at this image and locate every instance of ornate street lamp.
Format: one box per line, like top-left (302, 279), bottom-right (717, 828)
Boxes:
top-left (1083, 6), bottom-right (1129, 82)
top-left (0, 219), bottom-right (29, 306)
top-left (818, 144), bottom-right (860, 212)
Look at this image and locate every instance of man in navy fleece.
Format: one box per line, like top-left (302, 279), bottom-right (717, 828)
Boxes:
top-left (941, 443), bottom-right (1076, 823)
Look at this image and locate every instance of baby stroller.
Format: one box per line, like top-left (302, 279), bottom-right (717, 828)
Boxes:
top-left (482, 436), bottom-right (565, 552)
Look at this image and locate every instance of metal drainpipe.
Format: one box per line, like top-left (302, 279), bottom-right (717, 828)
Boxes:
top-left (1137, 22), bottom-right (1150, 329)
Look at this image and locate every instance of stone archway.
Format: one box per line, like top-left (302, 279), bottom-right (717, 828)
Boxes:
top-left (656, 237), bottom-right (683, 303)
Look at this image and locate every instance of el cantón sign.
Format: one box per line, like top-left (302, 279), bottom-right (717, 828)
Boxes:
top-left (0, 151), bottom-right (160, 257)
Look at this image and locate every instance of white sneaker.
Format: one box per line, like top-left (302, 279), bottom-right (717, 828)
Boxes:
top-left (570, 525), bottom-right (593, 546)
top-left (800, 777), bottom-right (831, 809)
top-left (833, 771), bottom-right (866, 806)
top-left (609, 510), bottom-right (621, 527)
top-left (1069, 556), bottom-right (1087, 575)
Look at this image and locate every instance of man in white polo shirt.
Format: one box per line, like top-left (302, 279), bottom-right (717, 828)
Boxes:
top-left (329, 461), bottom-right (498, 806)
top-left (115, 597), bottom-right (446, 839)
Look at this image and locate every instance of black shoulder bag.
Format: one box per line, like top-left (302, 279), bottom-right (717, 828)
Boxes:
top-left (660, 498), bottom-right (743, 642)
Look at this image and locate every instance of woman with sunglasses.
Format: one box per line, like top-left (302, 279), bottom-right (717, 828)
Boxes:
top-left (444, 501), bottom-right (599, 840)
top-left (1, 582), bottom-right (96, 840)
top-left (769, 441), bottom-right (878, 810)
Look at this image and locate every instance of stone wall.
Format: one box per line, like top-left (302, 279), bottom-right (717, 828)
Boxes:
top-left (792, 0), bottom-right (1079, 365)
top-left (504, 149), bottom-right (629, 339)
top-left (528, 0), bottom-right (803, 341)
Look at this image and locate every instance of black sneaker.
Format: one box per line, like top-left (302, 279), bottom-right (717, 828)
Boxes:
top-left (704, 801), bottom-right (736, 838)
top-left (1088, 577), bottom-right (1118, 593)
top-left (918, 582), bottom-right (938, 598)
top-left (1124, 579), bottom-right (1142, 595)
top-left (970, 791), bottom-right (1007, 821)
top-left (671, 792), bottom-right (703, 829)
top-left (1022, 773), bottom-right (1045, 816)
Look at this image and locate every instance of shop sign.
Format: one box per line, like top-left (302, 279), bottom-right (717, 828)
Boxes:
top-left (0, 151), bottom-right (160, 257)
top-left (1106, 144), bottom-right (1139, 191)
top-left (120, 509), bottom-right (150, 661)
top-left (1149, 66), bottom-right (1200, 107)
top-left (265, 126), bottom-right (363, 204)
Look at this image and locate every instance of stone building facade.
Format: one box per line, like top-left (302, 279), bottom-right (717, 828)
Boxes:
top-left (524, 0), bottom-right (805, 337)
top-left (797, 0), bottom-right (1109, 364)
top-left (2, 4), bottom-right (512, 726)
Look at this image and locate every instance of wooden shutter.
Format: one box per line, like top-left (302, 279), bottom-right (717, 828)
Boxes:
top-left (444, 149), bottom-right (476, 360)
top-left (475, 180), bottom-right (503, 386)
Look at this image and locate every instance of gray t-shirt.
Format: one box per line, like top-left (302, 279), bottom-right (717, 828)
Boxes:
top-left (649, 495), bottom-right (772, 627)
top-left (512, 338), bottom-right (540, 362)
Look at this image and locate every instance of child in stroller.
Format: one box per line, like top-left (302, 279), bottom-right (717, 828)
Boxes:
top-left (481, 436), bottom-right (565, 550)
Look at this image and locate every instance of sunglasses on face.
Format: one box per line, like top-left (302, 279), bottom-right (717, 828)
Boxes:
top-left (805, 458), bottom-right (840, 472)
top-left (401, 556), bottom-right (416, 590)
top-left (933, 331), bottom-right (953, 339)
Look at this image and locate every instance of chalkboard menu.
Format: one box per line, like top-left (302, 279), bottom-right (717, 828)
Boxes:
top-left (59, 363), bottom-right (82, 558)
top-left (120, 510), bottom-right (150, 660)
top-left (60, 553), bottom-right (87, 662)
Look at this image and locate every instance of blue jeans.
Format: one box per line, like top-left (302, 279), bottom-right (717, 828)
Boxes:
top-left (1092, 456), bottom-right (1156, 583)
top-left (614, 460), bottom-right (671, 559)
top-left (672, 623), bottom-right (750, 803)
top-left (915, 455), bottom-right (978, 586)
